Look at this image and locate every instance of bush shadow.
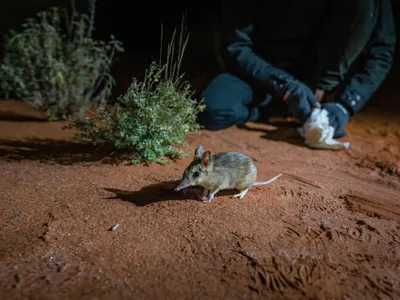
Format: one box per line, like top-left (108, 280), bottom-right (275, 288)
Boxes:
top-left (0, 112), bottom-right (48, 122)
top-left (0, 100), bottom-right (48, 121)
top-left (0, 110), bottom-right (49, 122)
top-left (0, 138), bottom-right (122, 165)
top-left (103, 181), bottom-right (241, 206)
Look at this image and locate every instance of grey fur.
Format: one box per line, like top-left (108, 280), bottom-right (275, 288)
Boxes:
top-left (175, 145), bottom-right (282, 203)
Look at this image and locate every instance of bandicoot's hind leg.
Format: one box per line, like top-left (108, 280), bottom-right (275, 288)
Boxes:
top-left (232, 188), bottom-right (249, 200)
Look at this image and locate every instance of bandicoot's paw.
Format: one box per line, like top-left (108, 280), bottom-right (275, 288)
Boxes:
top-left (202, 197), bottom-right (211, 203)
top-left (201, 196), bottom-right (209, 202)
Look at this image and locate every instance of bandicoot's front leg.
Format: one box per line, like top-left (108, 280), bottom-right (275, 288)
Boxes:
top-left (203, 188), bottom-right (220, 203)
top-left (200, 188), bottom-right (210, 201)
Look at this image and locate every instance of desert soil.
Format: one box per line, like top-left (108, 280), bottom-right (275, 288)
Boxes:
top-left (0, 78), bottom-right (400, 299)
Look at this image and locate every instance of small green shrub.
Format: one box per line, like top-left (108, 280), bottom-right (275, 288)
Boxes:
top-left (67, 15), bottom-right (206, 164)
top-left (0, 0), bottom-right (123, 120)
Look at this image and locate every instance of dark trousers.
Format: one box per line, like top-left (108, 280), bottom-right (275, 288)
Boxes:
top-left (197, 72), bottom-right (289, 130)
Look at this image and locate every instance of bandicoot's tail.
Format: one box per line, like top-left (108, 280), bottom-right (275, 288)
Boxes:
top-left (253, 173), bottom-right (282, 186)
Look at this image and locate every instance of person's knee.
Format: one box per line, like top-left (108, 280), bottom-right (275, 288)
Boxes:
top-left (197, 105), bottom-right (237, 131)
top-left (196, 73), bottom-right (252, 130)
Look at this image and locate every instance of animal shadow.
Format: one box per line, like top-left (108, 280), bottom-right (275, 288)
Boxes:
top-left (103, 181), bottom-right (240, 206)
top-left (103, 181), bottom-right (198, 206)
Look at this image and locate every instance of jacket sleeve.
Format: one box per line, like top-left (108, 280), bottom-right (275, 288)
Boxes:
top-left (335, 0), bottom-right (396, 115)
top-left (218, 1), bottom-right (294, 95)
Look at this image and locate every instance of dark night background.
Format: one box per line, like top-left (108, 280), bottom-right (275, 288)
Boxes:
top-left (0, 0), bottom-right (399, 106)
top-left (0, 4), bottom-right (400, 297)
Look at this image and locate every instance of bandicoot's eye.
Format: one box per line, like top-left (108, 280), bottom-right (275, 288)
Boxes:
top-left (193, 171), bottom-right (200, 178)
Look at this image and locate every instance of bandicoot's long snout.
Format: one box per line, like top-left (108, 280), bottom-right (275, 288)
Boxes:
top-left (175, 178), bottom-right (194, 192)
top-left (174, 182), bottom-right (186, 192)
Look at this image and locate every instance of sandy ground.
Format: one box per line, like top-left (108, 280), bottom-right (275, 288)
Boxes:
top-left (0, 77), bottom-right (400, 299)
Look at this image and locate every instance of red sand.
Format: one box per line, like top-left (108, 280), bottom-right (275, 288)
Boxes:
top-left (0, 85), bottom-right (399, 299)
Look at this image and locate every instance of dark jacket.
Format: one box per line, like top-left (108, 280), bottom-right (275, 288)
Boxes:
top-left (219, 0), bottom-right (396, 115)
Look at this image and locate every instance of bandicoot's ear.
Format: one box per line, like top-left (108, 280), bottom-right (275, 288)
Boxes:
top-left (194, 145), bottom-right (203, 159)
top-left (201, 151), bottom-right (212, 167)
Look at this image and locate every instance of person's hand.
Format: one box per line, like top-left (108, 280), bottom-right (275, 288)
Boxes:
top-left (314, 88), bottom-right (325, 101)
top-left (271, 75), bottom-right (320, 124)
top-left (320, 102), bottom-right (350, 138)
